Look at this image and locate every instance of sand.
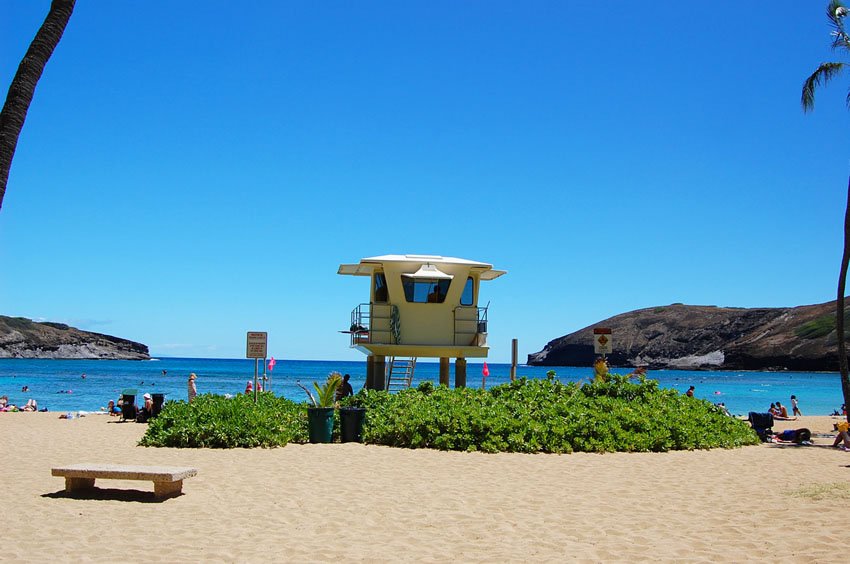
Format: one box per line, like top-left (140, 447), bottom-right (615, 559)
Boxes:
top-left (1, 413), bottom-right (848, 562)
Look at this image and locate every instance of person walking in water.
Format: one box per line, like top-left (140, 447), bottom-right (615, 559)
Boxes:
top-left (791, 395), bottom-right (802, 416)
top-left (188, 373), bottom-right (197, 403)
top-left (686, 386), bottom-right (695, 398)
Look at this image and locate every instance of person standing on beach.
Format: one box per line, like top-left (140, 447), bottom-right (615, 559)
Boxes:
top-left (336, 374), bottom-right (354, 401)
top-left (188, 373), bottom-right (197, 403)
top-left (791, 395), bottom-right (802, 416)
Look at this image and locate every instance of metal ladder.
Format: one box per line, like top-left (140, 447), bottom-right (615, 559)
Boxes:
top-left (386, 357), bottom-right (417, 391)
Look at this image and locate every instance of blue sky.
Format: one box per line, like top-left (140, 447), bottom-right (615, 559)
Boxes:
top-left (1, 1), bottom-right (849, 363)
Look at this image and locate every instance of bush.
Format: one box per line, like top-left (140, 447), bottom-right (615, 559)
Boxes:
top-left (140, 392), bottom-right (309, 448)
top-left (140, 377), bottom-right (759, 452)
top-left (345, 376), bottom-right (758, 453)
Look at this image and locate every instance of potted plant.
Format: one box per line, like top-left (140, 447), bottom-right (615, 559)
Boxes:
top-left (298, 373), bottom-right (342, 443)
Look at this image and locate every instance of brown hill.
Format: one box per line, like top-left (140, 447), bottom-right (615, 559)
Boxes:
top-left (527, 300), bottom-right (846, 371)
top-left (0, 316), bottom-right (149, 360)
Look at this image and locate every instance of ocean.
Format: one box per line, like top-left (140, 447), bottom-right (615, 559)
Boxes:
top-left (0, 357), bottom-right (846, 416)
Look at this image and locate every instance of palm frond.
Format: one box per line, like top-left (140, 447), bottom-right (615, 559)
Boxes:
top-left (802, 61), bottom-right (847, 111)
top-left (828, 0), bottom-right (848, 28)
top-left (828, 1), bottom-right (850, 49)
top-left (296, 380), bottom-right (318, 407)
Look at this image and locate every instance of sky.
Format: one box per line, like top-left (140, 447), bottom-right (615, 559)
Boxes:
top-left (2, 1), bottom-right (850, 363)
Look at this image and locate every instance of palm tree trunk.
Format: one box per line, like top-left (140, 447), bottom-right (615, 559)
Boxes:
top-left (0, 0), bottom-right (75, 212)
top-left (838, 176), bottom-right (850, 423)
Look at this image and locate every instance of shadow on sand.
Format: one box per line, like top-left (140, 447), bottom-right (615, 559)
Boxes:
top-left (42, 487), bottom-right (179, 503)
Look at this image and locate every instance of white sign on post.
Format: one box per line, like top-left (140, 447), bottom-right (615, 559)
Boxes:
top-left (593, 328), bottom-right (613, 355)
top-left (246, 331), bottom-right (268, 359)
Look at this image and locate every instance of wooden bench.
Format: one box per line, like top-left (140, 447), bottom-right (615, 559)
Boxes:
top-left (52, 464), bottom-right (198, 499)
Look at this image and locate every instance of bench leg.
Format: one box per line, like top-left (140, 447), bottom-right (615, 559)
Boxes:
top-left (153, 480), bottom-right (183, 499)
top-left (65, 477), bottom-right (95, 492)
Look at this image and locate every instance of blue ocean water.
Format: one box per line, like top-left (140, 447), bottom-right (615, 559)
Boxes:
top-left (0, 357), bottom-right (845, 416)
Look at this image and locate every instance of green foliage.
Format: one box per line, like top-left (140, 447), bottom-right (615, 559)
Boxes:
top-left (139, 393), bottom-right (309, 448)
top-left (795, 309), bottom-right (850, 339)
top-left (141, 377), bottom-right (759, 453)
top-left (345, 376), bottom-right (758, 454)
top-left (298, 373), bottom-right (342, 407)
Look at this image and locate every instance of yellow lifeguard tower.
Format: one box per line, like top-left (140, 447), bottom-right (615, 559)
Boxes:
top-left (338, 254), bottom-right (506, 390)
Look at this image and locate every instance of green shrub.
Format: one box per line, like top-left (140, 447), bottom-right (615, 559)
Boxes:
top-left (140, 392), bottom-right (309, 448)
top-left (141, 377), bottom-right (759, 453)
top-left (345, 376), bottom-right (757, 453)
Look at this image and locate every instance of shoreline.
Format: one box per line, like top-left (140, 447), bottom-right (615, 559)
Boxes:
top-left (1, 413), bottom-right (849, 561)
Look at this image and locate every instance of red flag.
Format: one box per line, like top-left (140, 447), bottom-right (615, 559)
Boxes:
top-left (268, 357), bottom-right (276, 372)
top-left (482, 362), bottom-right (490, 377)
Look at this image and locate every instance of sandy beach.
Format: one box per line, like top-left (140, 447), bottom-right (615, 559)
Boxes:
top-left (1, 413), bottom-right (849, 562)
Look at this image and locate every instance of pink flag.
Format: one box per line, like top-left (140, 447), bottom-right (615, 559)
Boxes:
top-left (482, 362), bottom-right (490, 377)
top-left (268, 357), bottom-right (276, 372)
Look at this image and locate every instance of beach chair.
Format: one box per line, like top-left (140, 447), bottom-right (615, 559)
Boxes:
top-left (120, 394), bottom-right (137, 421)
top-left (151, 393), bottom-right (165, 418)
top-left (747, 412), bottom-right (774, 442)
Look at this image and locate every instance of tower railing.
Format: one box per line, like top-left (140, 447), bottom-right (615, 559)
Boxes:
top-left (453, 305), bottom-right (488, 346)
top-left (349, 303), bottom-right (397, 346)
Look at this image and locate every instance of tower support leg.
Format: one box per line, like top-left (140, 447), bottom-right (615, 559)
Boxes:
top-left (455, 358), bottom-right (467, 389)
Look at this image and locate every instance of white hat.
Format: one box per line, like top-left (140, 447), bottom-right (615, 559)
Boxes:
top-left (143, 393), bottom-right (151, 399)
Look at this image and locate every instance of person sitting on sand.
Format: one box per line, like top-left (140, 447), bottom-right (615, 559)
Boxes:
top-left (136, 393), bottom-right (154, 422)
top-left (768, 403), bottom-right (779, 416)
top-left (106, 400), bottom-right (121, 416)
top-left (832, 420), bottom-right (850, 451)
top-left (774, 401), bottom-right (796, 420)
top-left (0, 395), bottom-right (17, 411)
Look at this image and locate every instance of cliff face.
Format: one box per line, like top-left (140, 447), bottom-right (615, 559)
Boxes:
top-left (0, 316), bottom-right (149, 360)
top-left (527, 301), bottom-right (846, 371)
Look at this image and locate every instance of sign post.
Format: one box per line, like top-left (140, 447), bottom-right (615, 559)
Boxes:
top-left (593, 327), bottom-right (613, 357)
top-left (246, 332), bottom-right (268, 404)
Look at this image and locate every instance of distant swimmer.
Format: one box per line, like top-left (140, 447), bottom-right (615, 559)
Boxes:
top-left (81, 373), bottom-right (86, 379)
top-left (21, 385), bottom-right (29, 392)
top-left (162, 370), bottom-right (167, 377)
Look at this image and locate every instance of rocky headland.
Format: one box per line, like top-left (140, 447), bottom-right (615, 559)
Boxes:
top-left (528, 300), bottom-right (847, 371)
top-left (0, 316), bottom-right (149, 360)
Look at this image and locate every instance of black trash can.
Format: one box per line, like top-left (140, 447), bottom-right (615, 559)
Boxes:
top-left (151, 393), bottom-right (166, 418)
top-left (340, 407), bottom-right (366, 443)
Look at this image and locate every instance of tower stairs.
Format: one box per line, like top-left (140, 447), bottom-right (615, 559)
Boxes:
top-left (386, 357), bottom-right (417, 391)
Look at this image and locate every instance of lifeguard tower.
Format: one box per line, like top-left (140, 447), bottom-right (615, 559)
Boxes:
top-left (338, 254), bottom-right (506, 390)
